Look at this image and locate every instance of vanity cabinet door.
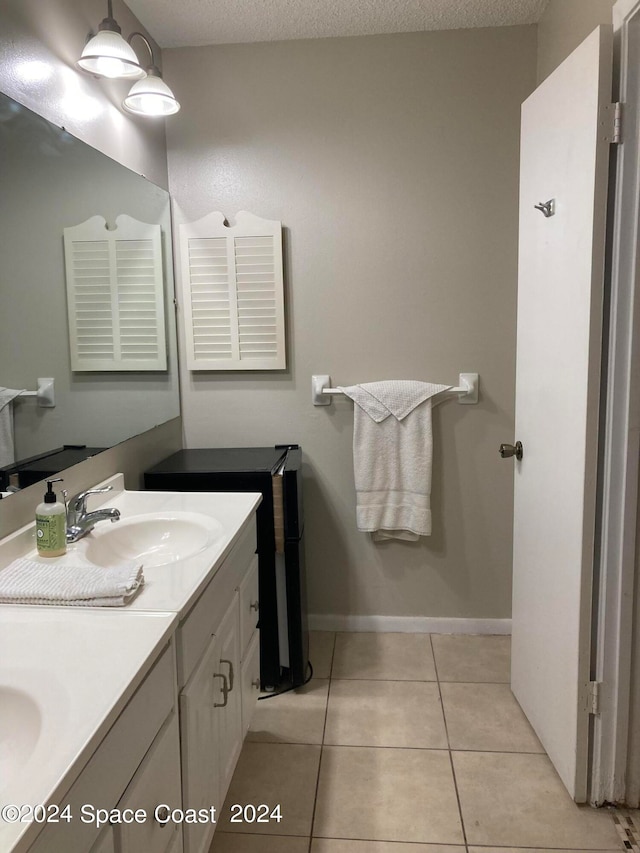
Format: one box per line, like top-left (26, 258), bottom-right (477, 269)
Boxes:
top-left (180, 634), bottom-right (222, 853)
top-left (116, 712), bottom-right (182, 853)
top-left (240, 630), bottom-right (261, 736)
top-left (239, 554), bottom-right (259, 658)
top-left (215, 592), bottom-right (242, 800)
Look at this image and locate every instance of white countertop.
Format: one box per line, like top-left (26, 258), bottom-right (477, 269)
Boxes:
top-left (0, 474), bottom-right (261, 852)
top-left (0, 606), bottom-right (177, 853)
top-left (0, 474), bottom-right (262, 618)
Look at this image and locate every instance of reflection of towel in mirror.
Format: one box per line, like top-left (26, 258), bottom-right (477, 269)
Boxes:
top-left (338, 381), bottom-right (451, 541)
top-left (0, 388), bottom-right (25, 467)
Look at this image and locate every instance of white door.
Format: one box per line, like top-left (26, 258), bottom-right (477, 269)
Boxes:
top-left (510, 26), bottom-right (614, 802)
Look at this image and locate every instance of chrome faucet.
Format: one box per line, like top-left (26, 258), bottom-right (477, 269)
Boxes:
top-left (66, 485), bottom-right (121, 543)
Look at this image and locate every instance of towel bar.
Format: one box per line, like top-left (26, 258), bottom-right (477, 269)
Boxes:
top-left (312, 373), bottom-right (479, 406)
top-left (14, 378), bottom-right (56, 408)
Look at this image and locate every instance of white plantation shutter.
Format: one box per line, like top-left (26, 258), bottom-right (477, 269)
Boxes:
top-left (178, 211), bottom-right (286, 370)
top-left (63, 214), bottom-right (167, 371)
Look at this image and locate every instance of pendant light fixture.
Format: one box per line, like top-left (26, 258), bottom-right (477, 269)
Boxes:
top-left (123, 33), bottom-right (180, 116)
top-left (76, 0), bottom-right (144, 80)
top-left (77, 4), bottom-right (179, 117)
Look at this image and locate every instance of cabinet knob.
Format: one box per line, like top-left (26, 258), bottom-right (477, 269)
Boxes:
top-left (250, 600), bottom-right (259, 613)
top-left (252, 678), bottom-right (261, 690)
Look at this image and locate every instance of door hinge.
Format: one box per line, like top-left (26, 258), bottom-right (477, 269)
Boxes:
top-left (587, 680), bottom-right (601, 715)
top-left (602, 102), bottom-right (622, 144)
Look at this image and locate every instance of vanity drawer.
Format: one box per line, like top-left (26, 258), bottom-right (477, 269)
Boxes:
top-left (177, 516), bottom-right (256, 688)
top-left (238, 555), bottom-right (259, 659)
top-left (29, 643), bottom-right (176, 853)
top-left (115, 712), bottom-right (182, 853)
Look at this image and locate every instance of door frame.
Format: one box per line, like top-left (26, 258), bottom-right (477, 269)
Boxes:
top-left (590, 0), bottom-right (640, 806)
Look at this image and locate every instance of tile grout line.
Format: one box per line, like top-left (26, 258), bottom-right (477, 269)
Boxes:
top-left (329, 676), bottom-right (511, 684)
top-left (249, 740), bottom-right (545, 755)
top-left (430, 633), bottom-right (470, 853)
top-left (307, 631), bottom-right (337, 853)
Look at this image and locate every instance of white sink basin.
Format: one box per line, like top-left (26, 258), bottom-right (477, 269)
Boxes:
top-left (84, 512), bottom-right (224, 568)
top-left (0, 687), bottom-right (42, 791)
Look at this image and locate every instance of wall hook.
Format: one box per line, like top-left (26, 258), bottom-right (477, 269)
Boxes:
top-left (534, 199), bottom-right (555, 218)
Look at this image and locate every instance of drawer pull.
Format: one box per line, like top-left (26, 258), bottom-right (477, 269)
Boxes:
top-left (213, 672), bottom-right (229, 707)
top-left (155, 805), bottom-right (171, 826)
top-left (220, 658), bottom-right (235, 691)
top-left (252, 678), bottom-right (261, 690)
top-left (250, 600), bottom-right (259, 613)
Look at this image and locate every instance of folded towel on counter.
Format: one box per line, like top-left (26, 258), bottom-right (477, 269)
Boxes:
top-left (338, 380), bottom-right (451, 541)
top-left (0, 387), bottom-right (25, 467)
top-left (0, 558), bottom-right (144, 606)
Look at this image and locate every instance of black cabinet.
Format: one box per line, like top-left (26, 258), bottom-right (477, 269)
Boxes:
top-left (144, 445), bottom-right (308, 689)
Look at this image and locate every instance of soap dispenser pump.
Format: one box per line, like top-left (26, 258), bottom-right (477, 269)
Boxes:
top-left (35, 478), bottom-right (67, 557)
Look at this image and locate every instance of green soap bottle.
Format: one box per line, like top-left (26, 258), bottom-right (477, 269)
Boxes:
top-left (35, 478), bottom-right (67, 557)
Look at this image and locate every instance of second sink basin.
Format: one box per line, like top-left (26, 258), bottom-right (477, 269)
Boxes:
top-left (84, 512), bottom-right (223, 568)
top-left (0, 686), bottom-right (42, 793)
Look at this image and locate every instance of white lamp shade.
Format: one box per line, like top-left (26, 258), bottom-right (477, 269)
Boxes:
top-left (123, 73), bottom-right (180, 116)
top-left (77, 30), bottom-right (145, 79)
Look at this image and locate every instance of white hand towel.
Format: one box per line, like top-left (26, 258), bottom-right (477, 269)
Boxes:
top-left (338, 380), bottom-right (451, 541)
top-left (0, 387), bottom-right (25, 467)
top-left (0, 558), bottom-right (144, 607)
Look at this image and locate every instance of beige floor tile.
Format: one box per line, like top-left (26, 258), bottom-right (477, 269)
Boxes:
top-left (468, 849), bottom-right (622, 852)
top-left (218, 742), bottom-right (321, 836)
top-left (313, 746), bottom-right (463, 844)
top-left (324, 679), bottom-right (447, 748)
top-left (310, 631), bottom-right (335, 679)
top-left (332, 632), bottom-right (436, 681)
top-left (312, 841), bottom-right (464, 852)
top-left (210, 832), bottom-right (309, 852)
top-left (441, 682), bottom-right (543, 752)
top-left (432, 634), bottom-right (510, 682)
top-left (453, 751), bottom-right (623, 849)
top-left (248, 679), bottom-right (329, 744)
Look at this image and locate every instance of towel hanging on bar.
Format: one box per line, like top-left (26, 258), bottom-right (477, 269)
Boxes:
top-left (339, 380), bottom-right (451, 541)
top-left (312, 373), bottom-right (478, 406)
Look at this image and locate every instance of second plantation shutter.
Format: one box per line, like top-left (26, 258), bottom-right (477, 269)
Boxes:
top-left (178, 211), bottom-right (286, 370)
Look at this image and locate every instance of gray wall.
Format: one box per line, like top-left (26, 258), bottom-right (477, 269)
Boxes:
top-left (0, 0), bottom-right (168, 188)
top-left (537, 0), bottom-right (615, 82)
top-left (165, 27), bottom-right (537, 621)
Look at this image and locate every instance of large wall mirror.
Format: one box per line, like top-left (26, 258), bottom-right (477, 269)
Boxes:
top-left (0, 91), bottom-right (180, 495)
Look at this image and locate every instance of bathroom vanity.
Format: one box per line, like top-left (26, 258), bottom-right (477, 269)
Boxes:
top-left (0, 476), bottom-right (262, 853)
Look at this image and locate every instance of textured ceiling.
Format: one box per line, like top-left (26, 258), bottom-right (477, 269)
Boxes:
top-left (126, 0), bottom-right (549, 48)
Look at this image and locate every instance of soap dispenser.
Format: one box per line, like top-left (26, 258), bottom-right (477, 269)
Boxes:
top-left (36, 478), bottom-right (67, 557)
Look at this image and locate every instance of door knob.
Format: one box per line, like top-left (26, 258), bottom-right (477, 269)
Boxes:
top-left (499, 441), bottom-right (523, 461)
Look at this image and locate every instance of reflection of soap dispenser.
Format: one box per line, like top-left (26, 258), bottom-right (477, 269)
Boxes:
top-left (36, 478), bottom-right (67, 557)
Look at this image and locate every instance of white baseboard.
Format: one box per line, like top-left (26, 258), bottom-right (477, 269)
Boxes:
top-left (308, 614), bottom-right (511, 635)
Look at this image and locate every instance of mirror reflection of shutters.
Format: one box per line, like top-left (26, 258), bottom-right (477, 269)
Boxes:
top-left (179, 211), bottom-right (286, 371)
top-left (63, 215), bottom-right (167, 372)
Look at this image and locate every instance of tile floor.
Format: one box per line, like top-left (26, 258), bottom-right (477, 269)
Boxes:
top-left (210, 631), bottom-right (626, 853)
